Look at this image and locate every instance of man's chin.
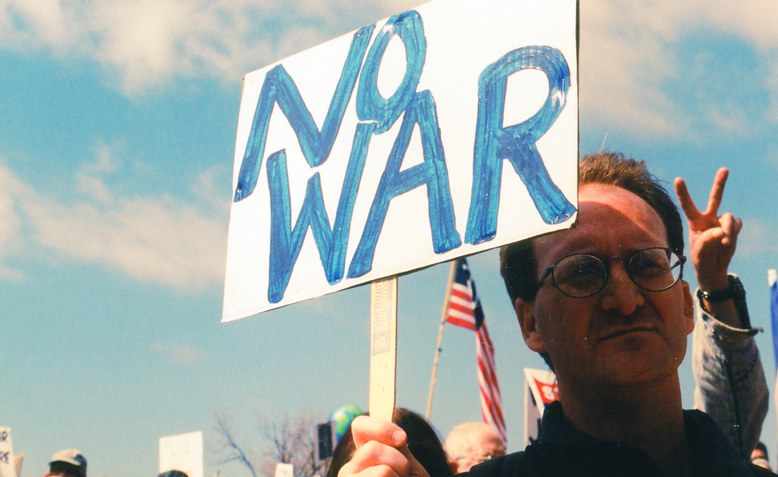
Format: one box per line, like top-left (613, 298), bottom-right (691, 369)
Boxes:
top-left (595, 356), bottom-right (679, 387)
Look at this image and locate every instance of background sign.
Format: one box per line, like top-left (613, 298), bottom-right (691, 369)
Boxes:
top-left (159, 431), bottom-right (203, 477)
top-left (315, 422), bottom-right (335, 461)
top-left (223, 0), bottom-right (578, 320)
top-left (0, 427), bottom-right (16, 477)
top-left (274, 463), bottom-right (294, 477)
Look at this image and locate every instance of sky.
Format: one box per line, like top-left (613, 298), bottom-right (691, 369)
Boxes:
top-left (1, 1), bottom-right (777, 476)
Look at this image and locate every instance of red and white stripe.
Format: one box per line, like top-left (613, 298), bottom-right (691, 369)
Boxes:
top-left (476, 321), bottom-right (507, 443)
top-left (445, 282), bottom-right (478, 330)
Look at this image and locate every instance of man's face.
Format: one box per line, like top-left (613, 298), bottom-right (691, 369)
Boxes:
top-left (517, 184), bottom-right (694, 388)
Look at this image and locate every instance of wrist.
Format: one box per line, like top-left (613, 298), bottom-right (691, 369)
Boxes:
top-left (696, 273), bottom-right (729, 292)
top-left (696, 275), bottom-right (751, 329)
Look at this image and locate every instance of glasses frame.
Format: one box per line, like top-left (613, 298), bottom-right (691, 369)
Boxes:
top-left (537, 246), bottom-right (687, 298)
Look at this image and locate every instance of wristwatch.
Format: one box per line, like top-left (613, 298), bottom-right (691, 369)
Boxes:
top-left (696, 275), bottom-right (751, 328)
top-left (697, 275), bottom-right (746, 303)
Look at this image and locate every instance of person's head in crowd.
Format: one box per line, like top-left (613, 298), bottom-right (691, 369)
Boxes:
top-left (47, 449), bottom-right (87, 477)
top-left (501, 151), bottom-right (686, 372)
top-left (327, 407), bottom-right (451, 477)
top-left (444, 422), bottom-right (506, 473)
top-left (159, 470), bottom-right (189, 477)
top-left (751, 442), bottom-right (770, 470)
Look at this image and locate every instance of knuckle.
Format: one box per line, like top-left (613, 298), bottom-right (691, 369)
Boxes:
top-left (362, 440), bottom-right (385, 456)
top-left (374, 464), bottom-right (400, 477)
top-left (338, 463), bottom-right (354, 477)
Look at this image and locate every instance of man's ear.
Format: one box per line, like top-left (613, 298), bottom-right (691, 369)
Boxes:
top-left (681, 280), bottom-right (694, 335)
top-left (515, 297), bottom-right (546, 353)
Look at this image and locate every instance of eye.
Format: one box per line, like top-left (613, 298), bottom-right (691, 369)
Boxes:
top-left (555, 255), bottom-right (603, 286)
top-left (629, 249), bottom-right (671, 277)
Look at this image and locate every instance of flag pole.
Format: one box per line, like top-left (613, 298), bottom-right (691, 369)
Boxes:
top-left (425, 260), bottom-right (458, 419)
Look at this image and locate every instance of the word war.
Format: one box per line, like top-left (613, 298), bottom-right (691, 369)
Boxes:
top-left (233, 9), bottom-right (574, 303)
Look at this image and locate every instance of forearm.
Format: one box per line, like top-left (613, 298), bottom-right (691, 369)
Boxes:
top-left (692, 283), bottom-right (767, 458)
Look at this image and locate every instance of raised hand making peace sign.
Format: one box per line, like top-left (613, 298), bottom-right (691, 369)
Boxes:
top-left (674, 167), bottom-right (743, 305)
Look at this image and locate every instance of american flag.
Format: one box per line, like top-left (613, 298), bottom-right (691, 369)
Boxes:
top-left (444, 258), bottom-right (507, 443)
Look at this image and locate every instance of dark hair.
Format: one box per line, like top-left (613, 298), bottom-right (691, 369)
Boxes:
top-left (49, 462), bottom-right (84, 477)
top-left (326, 408), bottom-right (452, 477)
top-left (499, 152), bottom-right (685, 369)
top-left (159, 471), bottom-right (189, 477)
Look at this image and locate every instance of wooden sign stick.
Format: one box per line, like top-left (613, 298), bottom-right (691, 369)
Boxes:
top-left (369, 276), bottom-right (398, 422)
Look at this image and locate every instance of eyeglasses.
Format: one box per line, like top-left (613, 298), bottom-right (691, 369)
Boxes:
top-left (538, 247), bottom-right (686, 298)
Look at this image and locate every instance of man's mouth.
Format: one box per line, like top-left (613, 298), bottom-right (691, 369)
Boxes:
top-left (599, 326), bottom-right (658, 341)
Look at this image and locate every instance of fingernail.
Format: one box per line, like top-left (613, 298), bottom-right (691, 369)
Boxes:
top-left (392, 430), bottom-right (406, 446)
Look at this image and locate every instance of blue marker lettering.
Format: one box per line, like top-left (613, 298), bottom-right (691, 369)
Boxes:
top-left (465, 46), bottom-right (576, 244)
top-left (356, 10), bottom-right (426, 133)
top-left (233, 25), bottom-right (374, 202)
top-left (348, 90), bottom-right (460, 278)
top-left (266, 123), bottom-right (377, 303)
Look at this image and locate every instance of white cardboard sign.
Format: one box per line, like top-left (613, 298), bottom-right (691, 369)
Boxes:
top-left (223, 0), bottom-right (579, 320)
top-left (0, 427), bottom-right (16, 477)
top-left (275, 463), bottom-right (294, 477)
top-left (523, 368), bottom-right (558, 445)
top-left (159, 431), bottom-right (203, 477)
top-left (12, 456), bottom-right (21, 477)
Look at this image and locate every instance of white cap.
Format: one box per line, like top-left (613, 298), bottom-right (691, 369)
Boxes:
top-left (769, 269), bottom-right (777, 287)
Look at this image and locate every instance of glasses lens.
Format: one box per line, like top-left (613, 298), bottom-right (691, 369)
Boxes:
top-left (627, 248), bottom-right (682, 291)
top-left (553, 254), bottom-right (606, 297)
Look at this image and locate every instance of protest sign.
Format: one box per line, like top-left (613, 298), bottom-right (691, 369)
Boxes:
top-left (275, 463), bottom-right (294, 477)
top-left (0, 427), bottom-right (15, 477)
top-left (159, 431), bottom-right (203, 477)
top-left (523, 368), bottom-right (558, 445)
top-left (12, 456), bottom-right (21, 477)
top-left (315, 421), bottom-right (336, 461)
top-left (223, 0), bottom-right (579, 320)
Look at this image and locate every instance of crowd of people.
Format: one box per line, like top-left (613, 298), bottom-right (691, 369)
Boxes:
top-left (43, 152), bottom-right (774, 477)
top-left (41, 448), bottom-right (189, 477)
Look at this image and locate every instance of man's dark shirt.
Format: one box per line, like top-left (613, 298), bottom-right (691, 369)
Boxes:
top-left (462, 402), bottom-right (774, 477)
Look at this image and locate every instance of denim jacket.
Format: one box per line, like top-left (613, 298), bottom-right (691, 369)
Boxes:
top-left (692, 279), bottom-right (768, 459)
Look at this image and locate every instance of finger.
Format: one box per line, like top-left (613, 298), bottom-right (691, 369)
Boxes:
top-left (719, 213), bottom-right (737, 246)
top-left (339, 461), bottom-right (401, 477)
top-left (674, 177), bottom-right (701, 221)
top-left (348, 442), bottom-right (411, 476)
top-left (704, 167), bottom-right (729, 216)
top-left (697, 227), bottom-right (726, 247)
top-left (358, 465), bottom-right (401, 477)
top-left (351, 416), bottom-right (407, 448)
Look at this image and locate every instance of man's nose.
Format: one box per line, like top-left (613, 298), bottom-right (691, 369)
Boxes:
top-left (599, 263), bottom-right (645, 315)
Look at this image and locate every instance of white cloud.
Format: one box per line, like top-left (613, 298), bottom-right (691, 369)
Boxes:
top-left (0, 162), bottom-right (28, 279)
top-left (580, 1), bottom-right (778, 137)
top-left (0, 0), bottom-right (413, 94)
top-left (151, 342), bottom-right (206, 365)
top-left (0, 0), bottom-right (87, 53)
top-left (1, 1), bottom-right (776, 132)
top-left (0, 145), bottom-right (228, 292)
top-left (192, 164), bottom-right (231, 215)
top-left (705, 107), bottom-right (750, 137)
top-left (738, 217), bottom-right (778, 256)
